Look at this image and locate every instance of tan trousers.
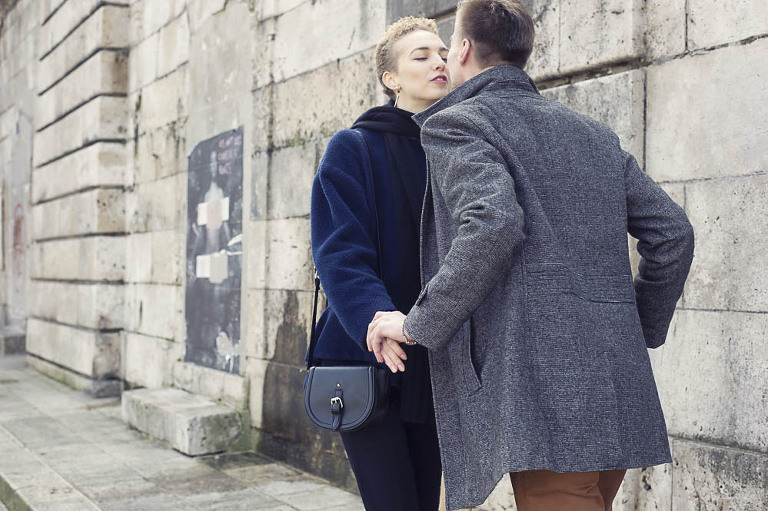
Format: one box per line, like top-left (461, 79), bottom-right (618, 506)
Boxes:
top-left (509, 469), bottom-right (627, 511)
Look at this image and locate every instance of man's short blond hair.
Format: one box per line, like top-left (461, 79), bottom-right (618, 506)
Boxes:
top-left (375, 17), bottom-right (439, 100)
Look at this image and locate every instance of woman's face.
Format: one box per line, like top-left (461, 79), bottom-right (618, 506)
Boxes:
top-left (386, 30), bottom-right (450, 112)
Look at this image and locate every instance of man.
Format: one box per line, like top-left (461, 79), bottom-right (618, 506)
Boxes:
top-left (366, 0), bottom-right (695, 510)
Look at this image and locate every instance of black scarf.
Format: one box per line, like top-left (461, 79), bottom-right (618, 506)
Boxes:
top-left (352, 104), bottom-right (433, 424)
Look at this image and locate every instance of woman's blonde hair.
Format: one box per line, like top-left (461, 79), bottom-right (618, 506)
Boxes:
top-left (375, 16), bottom-right (440, 100)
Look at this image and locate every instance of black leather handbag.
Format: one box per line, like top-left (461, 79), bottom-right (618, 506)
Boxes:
top-left (303, 130), bottom-right (390, 432)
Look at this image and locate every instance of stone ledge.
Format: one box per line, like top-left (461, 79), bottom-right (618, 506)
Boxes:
top-left (25, 355), bottom-right (120, 398)
top-left (122, 388), bottom-right (244, 456)
top-left (172, 361), bottom-right (249, 411)
top-left (0, 326), bottom-right (25, 355)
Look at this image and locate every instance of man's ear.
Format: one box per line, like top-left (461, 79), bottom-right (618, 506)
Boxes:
top-left (458, 38), bottom-right (471, 65)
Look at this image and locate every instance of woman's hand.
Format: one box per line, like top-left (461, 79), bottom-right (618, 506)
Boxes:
top-left (367, 311), bottom-right (409, 372)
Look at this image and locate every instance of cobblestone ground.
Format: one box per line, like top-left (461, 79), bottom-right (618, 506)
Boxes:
top-left (0, 355), bottom-right (364, 511)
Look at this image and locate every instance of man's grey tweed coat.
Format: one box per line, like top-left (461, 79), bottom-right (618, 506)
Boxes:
top-left (403, 65), bottom-right (695, 510)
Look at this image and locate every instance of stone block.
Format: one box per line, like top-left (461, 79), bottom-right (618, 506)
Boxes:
top-left (541, 69), bottom-right (645, 162)
top-left (138, 67), bottom-right (189, 132)
top-left (250, 150), bottom-right (269, 220)
top-left (29, 281), bottom-right (124, 330)
top-left (131, 0), bottom-right (186, 42)
top-left (37, 5), bottom-right (129, 94)
top-left (644, 0), bottom-right (686, 60)
top-left (386, 0), bottom-right (458, 20)
top-left (244, 289), bottom-right (266, 359)
top-left (125, 173), bottom-right (185, 233)
top-left (525, 0), bottom-right (560, 81)
top-left (266, 218), bottom-right (312, 291)
top-left (268, 143), bottom-right (319, 220)
top-left (31, 188), bottom-right (125, 240)
top-left (172, 360), bottom-right (249, 411)
top-left (128, 31), bottom-right (158, 92)
top-left (30, 236), bottom-right (125, 281)
top-left (245, 220), bottom-right (268, 289)
top-left (650, 310), bottom-right (768, 452)
top-left (156, 10), bottom-right (189, 78)
top-left (132, 121), bottom-right (187, 185)
top-left (0, 326), bottom-right (26, 355)
top-left (683, 175), bottom-right (768, 312)
top-left (559, 0), bottom-right (642, 74)
top-left (38, 0), bottom-right (68, 27)
top-left (669, 438), bottom-right (767, 509)
top-left (0, 29), bottom-right (35, 79)
top-left (33, 96), bottom-right (128, 167)
top-left (272, 0), bottom-right (385, 82)
top-left (688, 0), bottom-right (768, 50)
top-left (187, 0), bottom-right (228, 31)
top-left (27, 355), bottom-right (120, 397)
top-left (124, 283), bottom-right (183, 340)
top-left (121, 388), bottom-right (244, 456)
top-left (26, 318), bottom-right (120, 379)
top-left (271, 49), bottom-right (381, 149)
top-left (614, 465), bottom-right (671, 511)
top-left (259, 0), bottom-right (305, 20)
top-left (32, 142), bottom-right (125, 204)
top-left (123, 332), bottom-right (182, 388)
top-left (125, 230), bottom-right (184, 285)
top-left (261, 289), bottom-right (314, 365)
top-left (36, 50), bottom-right (128, 130)
top-left (646, 39), bottom-right (768, 182)
top-left (38, 0), bottom-right (128, 59)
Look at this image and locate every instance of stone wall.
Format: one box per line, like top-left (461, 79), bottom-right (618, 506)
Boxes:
top-left (1, 0), bottom-right (766, 508)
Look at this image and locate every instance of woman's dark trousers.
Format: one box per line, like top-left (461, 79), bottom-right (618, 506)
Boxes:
top-left (339, 393), bottom-right (442, 511)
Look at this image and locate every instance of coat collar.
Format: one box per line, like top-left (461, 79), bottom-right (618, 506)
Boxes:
top-left (412, 64), bottom-right (539, 127)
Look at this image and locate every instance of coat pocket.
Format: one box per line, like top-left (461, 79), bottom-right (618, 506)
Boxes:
top-left (448, 319), bottom-right (482, 395)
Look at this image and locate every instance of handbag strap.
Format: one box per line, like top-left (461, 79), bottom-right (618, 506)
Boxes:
top-left (307, 129), bottom-right (382, 369)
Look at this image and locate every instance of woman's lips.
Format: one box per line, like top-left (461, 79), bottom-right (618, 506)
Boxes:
top-left (431, 75), bottom-right (448, 83)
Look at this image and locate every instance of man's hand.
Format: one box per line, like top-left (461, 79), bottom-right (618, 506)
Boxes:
top-left (366, 311), bottom-right (408, 372)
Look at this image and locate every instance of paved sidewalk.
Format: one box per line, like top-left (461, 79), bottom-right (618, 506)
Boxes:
top-left (0, 355), bottom-right (364, 511)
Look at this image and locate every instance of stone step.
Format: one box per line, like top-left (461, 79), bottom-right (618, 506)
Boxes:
top-left (121, 388), bottom-right (243, 456)
top-left (0, 327), bottom-right (25, 355)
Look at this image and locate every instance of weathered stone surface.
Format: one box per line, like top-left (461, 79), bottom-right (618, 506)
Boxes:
top-left (137, 67), bottom-right (189, 132)
top-left (37, 5), bottom-right (129, 94)
top-left (541, 69), bottom-right (645, 162)
top-left (0, 27), bottom-right (34, 80)
top-left (559, 0), bottom-right (642, 74)
top-left (130, 0), bottom-right (186, 43)
top-left (614, 465), bottom-right (671, 511)
top-left (688, 0), bottom-right (768, 50)
top-left (646, 39), bottom-right (768, 182)
top-left (128, 30), bottom-right (158, 92)
top-left (266, 218), bottom-right (312, 291)
top-left (125, 230), bottom-right (184, 285)
top-left (670, 438), bottom-right (767, 509)
top-left (35, 50), bottom-right (128, 130)
top-left (644, 0), bottom-right (686, 60)
top-left (258, 0), bottom-right (305, 20)
top-left (258, 289), bottom-right (313, 364)
top-left (125, 173), bottom-right (185, 233)
top-left (25, 355), bottom-right (120, 397)
top-left (156, 10), bottom-right (189, 78)
top-left (26, 318), bottom-right (120, 379)
top-left (121, 388), bottom-right (243, 456)
top-left (38, 0), bottom-right (68, 27)
top-left (32, 142), bottom-right (125, 203)
top-left (132, 121), bottom-right (187, 186)
top-left (272, 0), bottom-right (384, 83)
top-left (271, 49), bottom-right (382, 149)
top-left (33, 96), bottom-right (128, 167)
top-left (29, 281), bottom-right (123, 330)
top-left (124, 283), bottom-right (183, 340)
top-left (683, 175), bottom-right (768, 312)
top-left (250, 150), bottom-right (269, 220)
top-left (38, 0), bottom-right (128, 59)
top-left (0, 325), bottom-right (26, 355)
top-left (525, 0), bottom-right (560, 81)
top-left (268, 142), bottom-right (319, 220)
top-left (386, 0), bottom-right (457, 21)
top-left (245, 220), bottom-right (268, 289)
top-left (650, 310), bottom-right (768, 452)
top-left (31, 188), bottom-right (124, 240)
top-left (30, 236), bottom-right (125, 281)
top-left (123, 332), bottom-right (182, 388)
top-left (172, 361), bottom-right (249, 411)
top-left (187, 0), bottom-right (228, 31)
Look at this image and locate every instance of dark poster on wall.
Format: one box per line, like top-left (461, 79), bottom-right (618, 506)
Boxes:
top-left (185, 127), bottom-right (244, 374)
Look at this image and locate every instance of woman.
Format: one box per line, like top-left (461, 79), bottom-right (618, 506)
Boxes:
top-left (309, 17), bottom-right (450, 511)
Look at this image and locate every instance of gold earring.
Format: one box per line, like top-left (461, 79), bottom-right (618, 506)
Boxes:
top-left (394, 87), bottom-right (401, 108)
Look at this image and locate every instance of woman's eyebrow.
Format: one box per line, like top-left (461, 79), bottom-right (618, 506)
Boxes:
top-left (409, 46), bottom-right (450, 55)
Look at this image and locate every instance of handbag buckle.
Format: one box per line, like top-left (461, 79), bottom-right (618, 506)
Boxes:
top-left (330, 396), bottom-right (344, 409)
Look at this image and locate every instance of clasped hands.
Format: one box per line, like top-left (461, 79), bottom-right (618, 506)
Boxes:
top-left (366, 311), bottom-right (409, 373)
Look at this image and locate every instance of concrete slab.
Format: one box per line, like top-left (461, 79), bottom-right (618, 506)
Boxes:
top-left (121, 388), bottom-right (243, 456)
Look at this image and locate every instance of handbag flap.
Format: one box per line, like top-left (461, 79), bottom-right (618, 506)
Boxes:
top-left (304, 366), bottom-right (376, 430)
